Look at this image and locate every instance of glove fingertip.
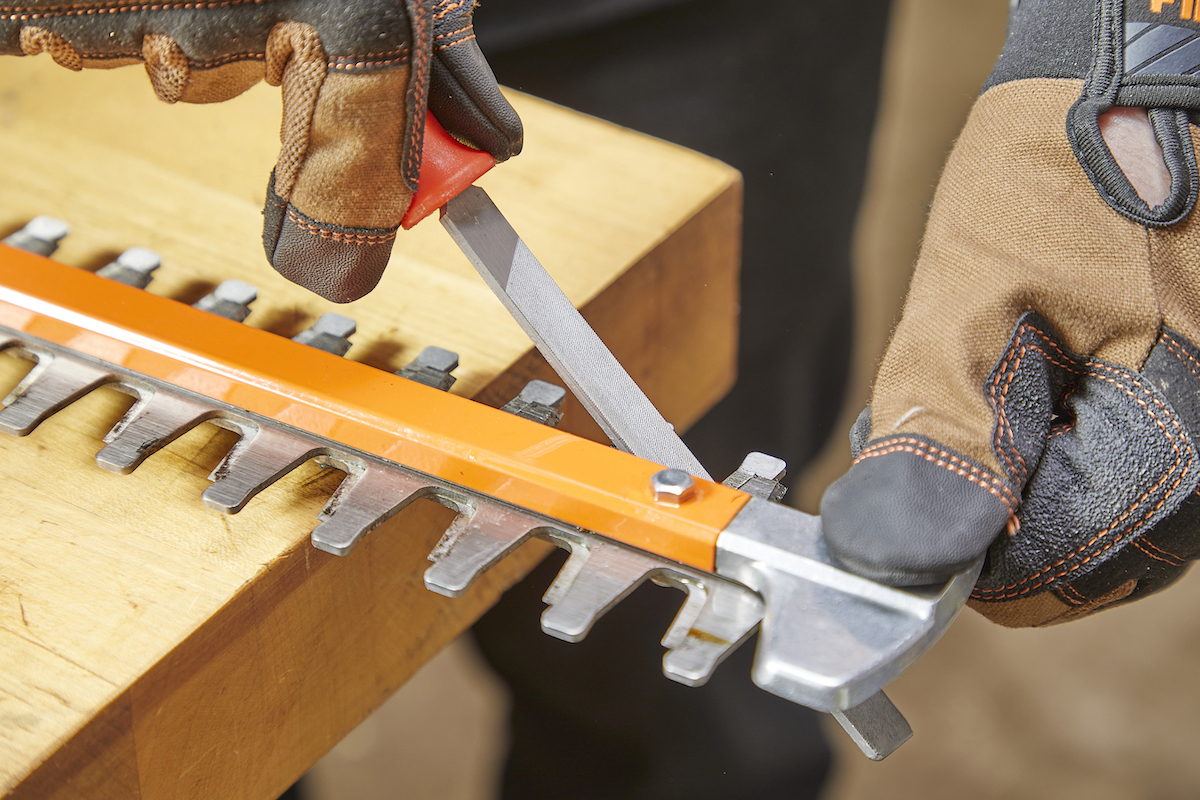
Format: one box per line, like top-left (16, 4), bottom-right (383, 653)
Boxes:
top-left (429, 43), bottom-right (523, 162)
top-left (262, 182), bottom-right (396, 304)
top-left (821, 436), bottom-right (1013, 586)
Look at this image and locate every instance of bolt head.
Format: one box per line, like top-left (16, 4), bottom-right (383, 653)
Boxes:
top-left (650, 468), bottom-right (696, 505)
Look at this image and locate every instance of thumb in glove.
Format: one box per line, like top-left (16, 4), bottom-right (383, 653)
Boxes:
top-left (821, 0), bottom-right (1200, 627)
top-left (4, 0), bottom-right (523, 303)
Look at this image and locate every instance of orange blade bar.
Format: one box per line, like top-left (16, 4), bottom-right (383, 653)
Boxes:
top-left (0, 244), bottom-right (749, 570)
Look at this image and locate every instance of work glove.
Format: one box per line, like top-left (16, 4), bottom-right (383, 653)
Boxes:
top-left (2, 0), bottom-right (523, 303)
top-left (822, 0), bottom-right (1200, 627)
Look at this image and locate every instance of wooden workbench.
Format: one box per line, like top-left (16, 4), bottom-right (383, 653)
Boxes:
top-left (0, 61), bottom-right (741, 798)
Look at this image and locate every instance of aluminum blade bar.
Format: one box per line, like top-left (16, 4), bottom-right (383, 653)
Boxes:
top-left (442, 187), bottom-right (710, 480)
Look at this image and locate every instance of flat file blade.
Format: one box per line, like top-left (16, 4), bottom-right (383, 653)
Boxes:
top-left (441, 186), bottom-right (711, 480)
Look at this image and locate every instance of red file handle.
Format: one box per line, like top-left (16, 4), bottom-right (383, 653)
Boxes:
top-left (400, 111), bottom-right (497, 230)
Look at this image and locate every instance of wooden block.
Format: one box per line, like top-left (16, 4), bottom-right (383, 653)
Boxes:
top-left (0, 58), bottom-right (741, 799)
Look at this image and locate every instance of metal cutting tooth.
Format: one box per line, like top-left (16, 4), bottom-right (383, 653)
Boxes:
top-left (540, 545), bottom-right (589, 607)
top-left (501, 379), bottom-right (567, 427)
top-left (3, 216), bottom-right (69, 257)
top-left (193, 280), bottom-right (258, 322)
top-left (659, 581), bottom-right (708, 652)
top-left (539, 540), bottom-right (660, 642)
top-left (397, 346), bottom-right (459, 391)
top-left (95, 247), bottom-right (162, 289)
top-left (202, 425), bottom-right (325, 513)
top-left (292, 312), bottom-right (356, 356)
top-left (95, 391), bottom-right (215, 474)
top-left (536, 536), bottom-right (765, 683)
top-left (0, 355), bottom-right (112, 435)
top-left (659, 579), bottom-right (763, 687)
top-left (309, 464), bottom-right (431, 555)
top-left (424, 503), bottom-right (541, 596)
top-left (723, 451), bottom-right (788, 502)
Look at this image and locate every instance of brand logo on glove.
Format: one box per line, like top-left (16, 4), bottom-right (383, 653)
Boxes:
top-left (1151, 0), bottom-right (1200, 22)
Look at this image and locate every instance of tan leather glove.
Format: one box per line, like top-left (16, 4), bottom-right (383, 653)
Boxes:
top-left (2, 1), bottom-right (522, 302)
top-left (821, 0), bottom-right (1200, 627)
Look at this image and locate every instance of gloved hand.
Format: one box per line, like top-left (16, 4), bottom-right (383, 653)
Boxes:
top-left (822, 0), bottom-right (1200, 627)
top-left (2, 0), bottom-right (522, 303)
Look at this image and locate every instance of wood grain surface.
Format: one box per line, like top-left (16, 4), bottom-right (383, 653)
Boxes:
top-left (0, 58), bottom-right (741, 799)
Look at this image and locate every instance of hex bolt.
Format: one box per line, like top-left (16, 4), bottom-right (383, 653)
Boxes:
top-left (650, 468), bottom-right (696, 505)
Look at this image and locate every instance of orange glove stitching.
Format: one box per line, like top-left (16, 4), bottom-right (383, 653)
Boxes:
top-left (434, 31), bottom-right (476, 52)
top-left (972, 320), bottom-right (1194, 601)
top-left (432, 0), bottom-right (466, 21)
top-left (1133, 538), bottom-right (1187, 566)
top-left (975, 355), bottom-right (1191, 601)
top-left (1163, 331), bottom-right (1200, 380)
top-left (1057, 583), bottom-right (1087, 605)
top-left (286, 209), bottom-right (397, 244)
top-left (327, 45), bottom-right (411, 71)
top-left (0, 2), bottom-right (280, 19)
top-left (404, 0), bottom-right (431, 189)
top-left (855, 436), bottom-right (1019, 511)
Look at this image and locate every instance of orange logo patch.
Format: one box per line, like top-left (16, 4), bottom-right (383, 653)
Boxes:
top-left (1152, 0), bottom-right (1200, 21)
